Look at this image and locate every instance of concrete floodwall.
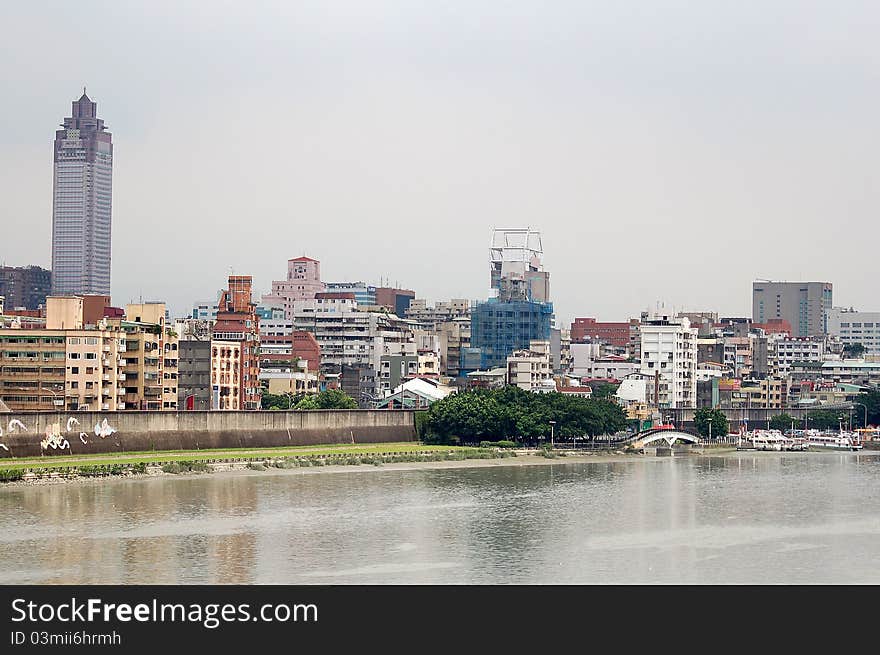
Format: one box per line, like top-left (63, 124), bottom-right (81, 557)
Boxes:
top-left (0, 410), bottom-right (418, 458)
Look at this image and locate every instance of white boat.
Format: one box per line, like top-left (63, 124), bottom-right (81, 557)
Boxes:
top-left (739, 430), bottom-right (809, 452)
top-left (801, 430), bottom-right (862, 451)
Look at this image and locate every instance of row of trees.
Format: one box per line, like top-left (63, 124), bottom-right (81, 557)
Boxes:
top-left (260, 389), bottom-right (358, 410)
top-left (419, 386), bottom-right (628, 444)
top-left (691, 389), bottom-right (880, 437)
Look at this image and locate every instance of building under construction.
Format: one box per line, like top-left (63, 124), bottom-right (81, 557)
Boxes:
top-left (472, 228), bottom-right (554, 369)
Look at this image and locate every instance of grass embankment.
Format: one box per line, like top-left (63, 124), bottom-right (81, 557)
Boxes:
top-left (0, 442), bottom-right (450, 472)
top-left (0, 443), bottom-right (518, 482)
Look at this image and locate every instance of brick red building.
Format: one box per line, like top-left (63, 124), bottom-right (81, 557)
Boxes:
top-left (211, 275), bottom-right (261, 410)
top-left (259, 330), bottom-right (321, 373)
top-left (570, 317), bottom-right (631, 347)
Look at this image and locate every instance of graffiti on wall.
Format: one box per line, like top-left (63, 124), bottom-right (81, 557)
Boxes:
top-left (0, 418), bottom-right (28, 452)
top-left (0, 414), bottom-right (119, 455)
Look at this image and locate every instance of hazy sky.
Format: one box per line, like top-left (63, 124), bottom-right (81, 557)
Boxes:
top-left (3, 1), bottom-right (879, 325)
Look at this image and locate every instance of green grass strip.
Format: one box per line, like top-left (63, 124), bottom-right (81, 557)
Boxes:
top-left (0, 443), bottom-right (462, 472)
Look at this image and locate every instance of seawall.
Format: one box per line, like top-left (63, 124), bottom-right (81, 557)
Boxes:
top-left (0, 410), bottom-right (418, 458)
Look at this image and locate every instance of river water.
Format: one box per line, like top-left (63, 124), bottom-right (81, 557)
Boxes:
top-left (2, 451), bottom-right (879, 584)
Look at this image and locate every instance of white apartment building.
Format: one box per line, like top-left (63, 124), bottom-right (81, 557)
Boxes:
top-left (570, 343), bottom-right (641, 380)
top-left (827, 307), bottom-right (880, 355)
top-left (291, 297), bottom-right (416, 372)
top-left (774, 337), bottom-right (826, 376)
top-left (506, 340), bottom-right (553, 391)
top-left (639, 315), bottom-right (697, 408)
top-left (405, 298), bottom-right (471, 329)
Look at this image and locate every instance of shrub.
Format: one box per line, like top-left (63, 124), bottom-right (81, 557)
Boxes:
top-left (246, 462), bottom-right (267, 471)
top-left (161, 462), bottom-right (182, 474)
top-left (130, 462), bottom-right (147, 474)
top-left (0, 469), bottom-right (24, 482)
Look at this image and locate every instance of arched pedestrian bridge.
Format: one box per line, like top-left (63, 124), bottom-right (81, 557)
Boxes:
top-left (627, 427), bottom-right (702, 449)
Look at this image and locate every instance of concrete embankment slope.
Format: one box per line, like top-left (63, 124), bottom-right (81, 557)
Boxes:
top-left (0, 410), bottom-right (418, 458)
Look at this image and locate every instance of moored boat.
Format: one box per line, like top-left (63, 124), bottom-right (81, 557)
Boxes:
top-left (800, 429), bottom-right (862, 451)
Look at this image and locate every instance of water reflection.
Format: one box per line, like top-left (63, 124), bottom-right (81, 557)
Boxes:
top-left (1, 452), bottom-right (879, 584)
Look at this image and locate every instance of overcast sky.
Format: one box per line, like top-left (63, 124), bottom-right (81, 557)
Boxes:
top-left (2, 1), bottom-right (878, 325)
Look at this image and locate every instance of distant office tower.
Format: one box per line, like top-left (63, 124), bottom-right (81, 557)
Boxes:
top-left (752, 281), bottom-right (832, 337)
top-left (51, 89), bottom-right (113, 295)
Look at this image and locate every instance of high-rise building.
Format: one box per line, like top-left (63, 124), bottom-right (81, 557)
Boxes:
top-left (752, 281), bottom-right (832, 337)
top-left (827, 307), bottom-right (880, 356)
top-left (0, 266), bottom-right (52, 310)
top-left (471, 228), bottom-right (553, 369)
top-left (120, 303), bottom-right (179, 411)
top-left (51, 90), bottom-right (113, 296)
top-left (211, 276), bottom-right (261, 410)
top-left (639, 314), bottom-right (697, 409)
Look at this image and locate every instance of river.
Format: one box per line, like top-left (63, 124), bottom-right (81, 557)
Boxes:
top-left (2, 451), bottom-right (879, 584)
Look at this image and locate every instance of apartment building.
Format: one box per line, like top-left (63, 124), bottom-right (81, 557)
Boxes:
top-left (639, 315), bottom-right (697, 408)
top-left (291, 296), bottom-right (416, 373)
top-left (506, 340), bottom-right (553, 392)
top-left (121, 303), bottom-right (179, 410)
top-left (211, 276), bottom-right (260, 410)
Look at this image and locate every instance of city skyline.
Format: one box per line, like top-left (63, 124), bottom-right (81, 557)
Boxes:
top-left (3, 2), bottom-right (879, 324)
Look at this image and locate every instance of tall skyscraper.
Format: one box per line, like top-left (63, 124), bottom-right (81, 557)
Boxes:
top-left (51, 89), bottom-right (113, 295)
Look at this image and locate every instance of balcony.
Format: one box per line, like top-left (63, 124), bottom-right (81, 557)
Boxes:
top-left (102, 374), bottom-right (111, 381)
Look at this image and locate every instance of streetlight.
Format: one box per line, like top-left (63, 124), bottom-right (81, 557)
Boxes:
top-left (549, 420), bottom-right (556, 449)
top-left (853, 402), bottom-right (869, 430)
top-left (707, 416), bottom-right (713, 441)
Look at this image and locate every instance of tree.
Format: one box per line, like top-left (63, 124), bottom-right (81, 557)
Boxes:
top-left (843, 342), bottom-right (866, 358)
top-left (855, 389), bottom-right (880, 427)
top-left (294, 395), bottom-right (319, 410)
top-left (591, 382), bottom-right (620, 401)
top-left (261, 392), bottom-right (297, 410)
top-left (804, 409), bottom-right (845, 430)
top-left (419, 386), bottom-right (627, 444)
top-left (769, 413), bottom-right (797, 432)
top-left (314, 389), bottom-right (358, 409)
top-left (693, 408), bottom-right (729, 438)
